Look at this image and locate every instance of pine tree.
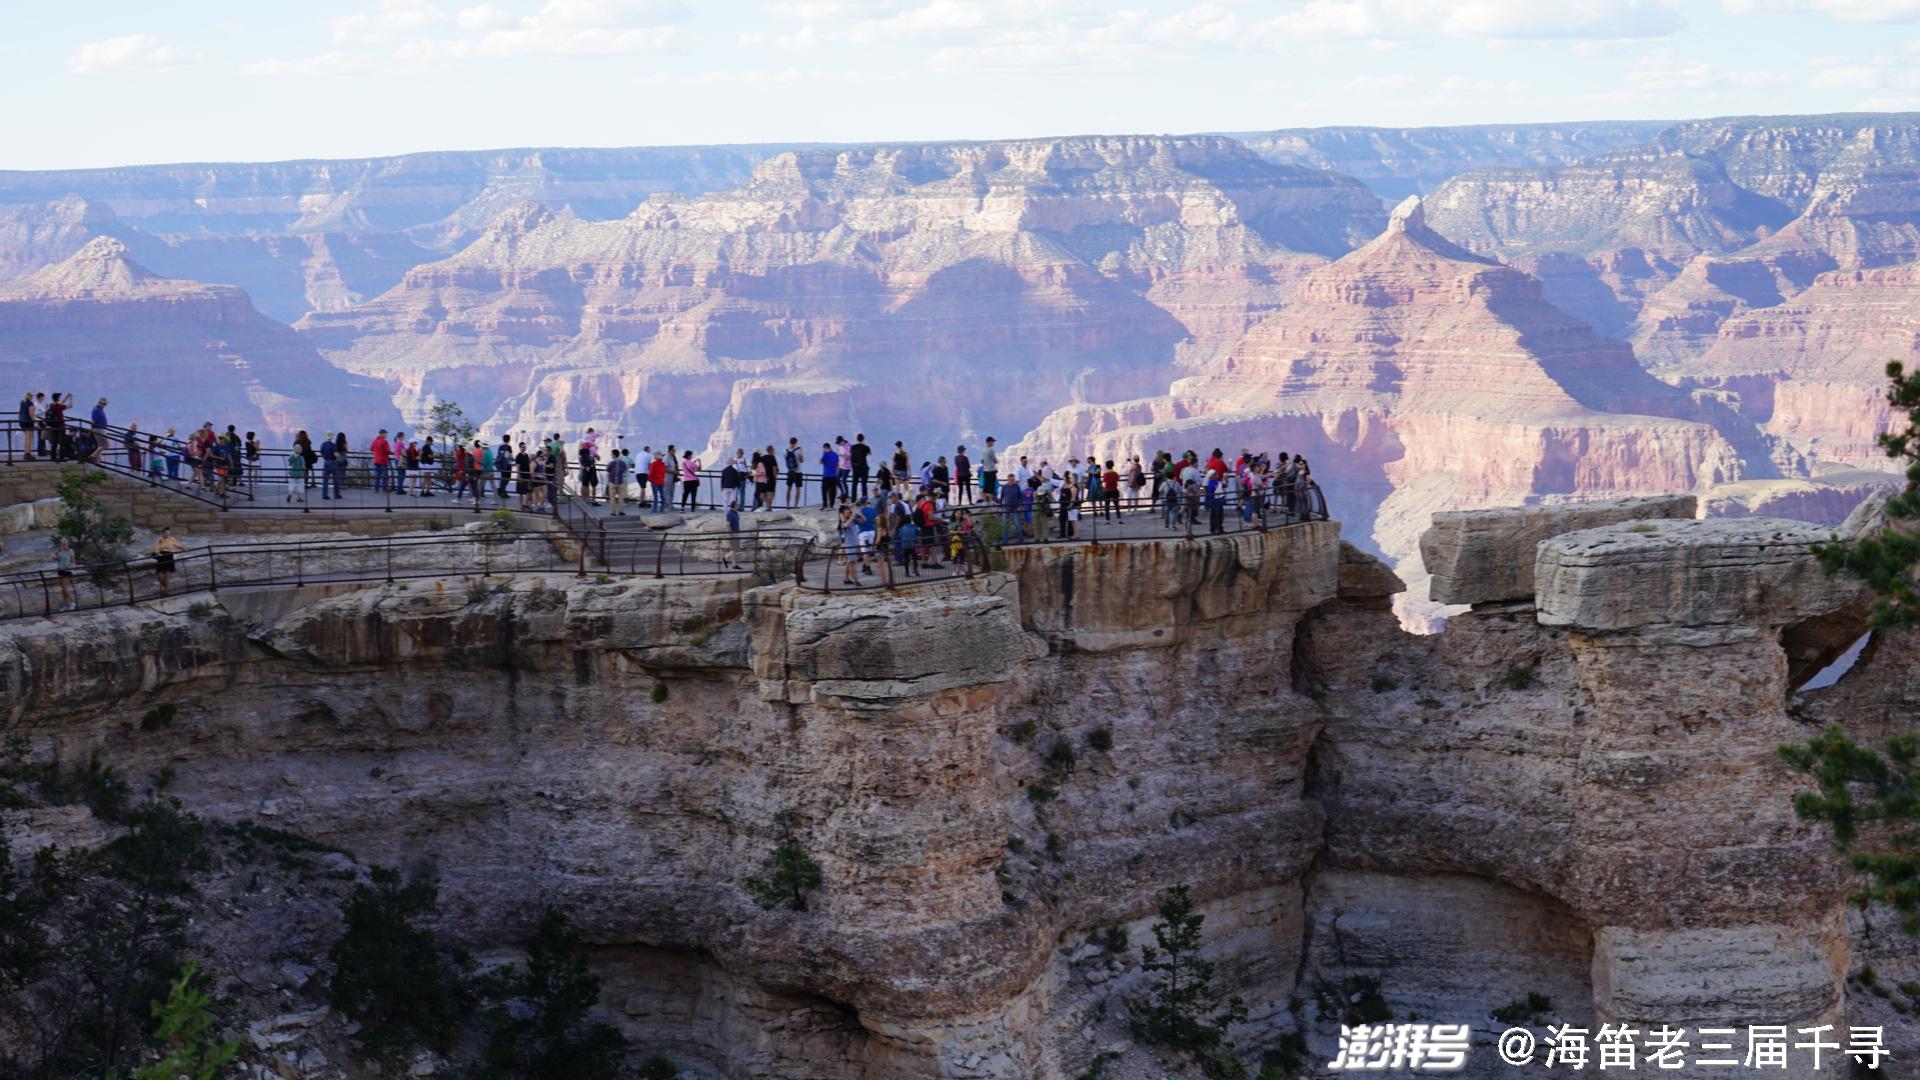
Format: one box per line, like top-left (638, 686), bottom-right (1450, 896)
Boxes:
top-left (133, 962), bottom-right (240, 1080)
top-left (744, 842), bottom-right (823, 912)
top-left (1785, 360), bottom-right (1920, 932)
top-left (1135, 884), bottom-right (1247, 1054)
top-left (327, 864), bottom-right (467, 1052)
top-left (474, 908), bottom-right (625, 1080)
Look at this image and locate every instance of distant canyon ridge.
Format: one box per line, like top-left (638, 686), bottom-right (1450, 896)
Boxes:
top-left (2, 115), bottom-right (1912, 620)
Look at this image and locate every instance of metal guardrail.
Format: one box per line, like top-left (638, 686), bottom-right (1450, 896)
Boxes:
top-left (789, 487), bottom-right (1327, 592)
top-left (0, 526), bottom-right (814, 622)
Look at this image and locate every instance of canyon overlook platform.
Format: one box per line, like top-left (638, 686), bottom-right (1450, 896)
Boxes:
top-left (0, 485), bottom-right (1911, 1079)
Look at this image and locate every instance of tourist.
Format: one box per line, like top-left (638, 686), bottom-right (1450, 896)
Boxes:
top-left (286, 445), bottom-right (306, 504)
top-left (648, 451), bottom-right (668, 512)
top-left (496, 436), bottom-right (514, 500)
top-left (371, 429), bottom-right (392, 492)
top-left (578, 443), bottom-right (599, 505)
top-left (851, 434), bottom-right (871, 498)
top-left (606, 449), bottom-right (629, 515)
top-left (838, 506), bottom-right (861, 585)
top-left (54, 536), bottom-right (77, 613)
top-left (16, 393), bottom-right (34, 460)
top-left (783, 438), bottom-right (803, 508)
top-left (721, 501), bottom-right (742, 569)
top-left (721, 453), bottom-right (742, 511)
top-left (679, 449), bottom-right (701, 511)
top-left (978, 437), bottom-right (998, 502)
top-left (954, 445), bottom-right (972, 504)
top-left (895, 512), bottom-right (920, 577)
top-left (152, 527), bottom-right (184, 596)
top-left (856, 497), bottom-right (877, 576)
top-left (318, 432), bottom-right (341, 499)
top-left (818, 442), bottom-right (839, 510)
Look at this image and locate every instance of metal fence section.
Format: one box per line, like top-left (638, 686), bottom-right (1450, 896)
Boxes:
top-left (0, 526), bottom-right (814, 622)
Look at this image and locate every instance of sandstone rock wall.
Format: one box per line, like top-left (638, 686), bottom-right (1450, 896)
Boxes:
top-left (2, 505), bottom-right (1908, 1079)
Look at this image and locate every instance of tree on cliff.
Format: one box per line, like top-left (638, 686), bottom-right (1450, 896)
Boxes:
top-left (474, 908), bottom-right (625, 1080)
top-left (132, 962), bottom-right (241, 1080)
top-left (52, 467), bottom-right (134, 564)
top-left (1785, 359), bottom-right (1920, 933)
top-left (427, 400), bottom-right (478, 448)
top-left (328, 863), bottom-right (470, 1053)
top-left (1135, 885), bottom-right (1248, 1062)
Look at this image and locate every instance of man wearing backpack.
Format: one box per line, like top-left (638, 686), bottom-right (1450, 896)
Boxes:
top-left (784, 438), bottom-right (804, 508)
top-left (607, 450), bottom-right (630, 515)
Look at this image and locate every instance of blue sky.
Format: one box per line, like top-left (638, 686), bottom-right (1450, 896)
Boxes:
top-left (7, 0), bottom-right (1920, 169)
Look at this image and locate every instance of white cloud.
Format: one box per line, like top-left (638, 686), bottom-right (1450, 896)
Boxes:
top-left (774, 23), bottom-right (820, 49)
top-left (1261, 0), bottom-right (1681, 41)
top-left (456, 4), bottom-right (516, 31)
top-left (242, 51), bottom-right (376, 78)
top-left (1144, 4), bottom-right (1242, 44)
top-left (1724, 0), bottom-right (1920, 21)
top-left (66, 34), bottom-right (196, 75)
top-left (1811, 62), bottom-right (1885, 87)
top-left (330, 0), bottom-right (449, 44)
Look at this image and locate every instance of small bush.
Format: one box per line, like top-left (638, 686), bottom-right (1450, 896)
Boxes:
top-left (650, 682), bottom-right (669, 704)
top-left (744, 842), bottom-right (823, 912)
top-left (637, 1056), bottom-right (679, 1080)
top-left (1087, 727), bottom-right (1113, 753)
top-left (1046, 738), bottom-right (1076, 773)
top-left (1369, 675), bottom-right (1398, 694)
top-left (1026, 783), bottom-right (1058, 803)
top-left (1490, 990), bottom-right (1552, 1025)
top-left (185, 602), bottom-right (213, 619)
top-left (1314, 975), bottom-right (1391, 1027)
top-left (1045, 831), bottom-right (1065, 860)
top-left (1625, 522), bottom-right (1658, 533)
top-left (328, 863), bottom-right (470, 1053)
top-left (1010, 720), bottom-right (1038, 743)
top-left (140, 704), bottom-right (178, 732)
top-left (1502, 664), bottom-right (1537, 690)
top-left (1416, 696), bottom-right (1441, 709)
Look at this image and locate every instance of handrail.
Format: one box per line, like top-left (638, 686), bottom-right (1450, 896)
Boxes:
top-left (0, 525), bottom-right (816, 623)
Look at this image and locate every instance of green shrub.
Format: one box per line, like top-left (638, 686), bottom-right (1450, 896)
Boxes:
top-left (53, 469), bottom-right (134, 564)
top-left (637, 1055), bottom-right (679, 1080)
top-left (1502, 664), bottom-right (1537, 690)
top-left (1369, 675), bottom-right (1398, 694)
top-left (132, 962), bottom-right (241, 1080)
top-left (744, 843), bottom-right (823, 912)
top-left (1046, 738), bottom-right (1076, 773)
top-left (140, 704), bottom-right (178, 732)
top-left (1490, 990), bottom-right (1552, 1026)
top-left (1135, 884), bottom-right (1247, 1053)
top-left (328, 864), bottom-right (469, 1053)
top-left (650, 682), bottom-right (669, 704)
top-left (473, 908), bottom-right (625, 1080)
top-left (1026, 783), bottom-right (1058, 803)
top-left (1314, 975), bottom-right (1392, 1027)
top-left (1087, 727), bottom-right (1113, 753)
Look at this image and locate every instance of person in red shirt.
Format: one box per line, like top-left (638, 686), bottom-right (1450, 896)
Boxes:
top-left (647, 452), bottom-right (669, 513)
top-left (370, 430), bottom-right (392, 492)
top-left (1205, 448), bottom-right (1228, 479)
top-left (1101, 460), bottom-right (1121, 520)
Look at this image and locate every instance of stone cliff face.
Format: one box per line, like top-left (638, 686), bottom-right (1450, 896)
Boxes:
top-left (1662, 264), bottom-right (1919, 470)
top-left (1234, 121), bottom-right (1670, 201)
top-left (0, 237), bottom-right (401, 440)
top-left (293, 136), bottom-right (1386, 456)
top-left (1015, 198), bottom-right (1759, 625)
top-left (3, 498), bottom-right (1903, 1079)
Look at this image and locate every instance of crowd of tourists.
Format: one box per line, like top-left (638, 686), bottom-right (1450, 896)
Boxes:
top-left (13, 395), bottom-right (1322, 593)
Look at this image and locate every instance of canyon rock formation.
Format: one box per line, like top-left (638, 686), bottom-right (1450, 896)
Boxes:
top-left (0, 237), bottom-right (401, 441)
top-left (295, 136), bottom-right (1386, 457)
top-left (1015, 197), bottom-right (1765, 624)
top-left (1, 491), bottom-right (1908, 1078)
top-left (0, 115), bottom-right (1913, 628)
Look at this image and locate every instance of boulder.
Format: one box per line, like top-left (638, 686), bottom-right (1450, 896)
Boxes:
top-left (1420, 495), bottom-right (1697, 605)
top-left (1535, 517), bottom-right (1866, 633)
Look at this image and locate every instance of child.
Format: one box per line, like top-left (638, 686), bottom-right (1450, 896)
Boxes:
top-left (286, 448), bottom-right (307, 504)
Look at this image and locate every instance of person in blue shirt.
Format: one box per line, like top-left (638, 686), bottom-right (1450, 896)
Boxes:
top-left (818, 442), bottom-right (840, 510)
top-left (894, 516), bottom-right (920, 576)
top-left (722, 504), bottom-right (742, 568)
top-left (857, 498), bottom-right (878, 576)
top-left (319, 433), bottom-right (344, 500)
